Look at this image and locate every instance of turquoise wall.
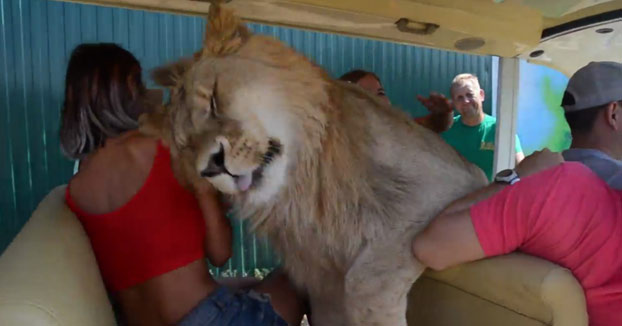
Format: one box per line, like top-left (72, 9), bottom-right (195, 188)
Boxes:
top-left (0, 0), bottom-right (493, 275)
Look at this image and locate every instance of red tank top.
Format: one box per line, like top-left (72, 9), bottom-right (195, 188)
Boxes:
top-left (65, 141), bottom-right (206, 292)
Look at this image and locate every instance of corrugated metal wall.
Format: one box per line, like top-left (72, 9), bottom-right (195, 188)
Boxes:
top-left (0, 0), bottom-right (492, 275)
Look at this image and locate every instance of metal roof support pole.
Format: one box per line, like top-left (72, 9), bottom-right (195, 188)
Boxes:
top-left (493, 57), bottom-right (520, 174)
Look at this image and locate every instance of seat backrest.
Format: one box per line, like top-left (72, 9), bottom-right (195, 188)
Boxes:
top-left (407, 253), bottom-right (588, 326)
top-left (0, 185), bottom-right (116, 326)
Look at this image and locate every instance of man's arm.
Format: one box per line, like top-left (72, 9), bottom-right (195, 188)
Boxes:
top-left (413, 149), bottom-right (564, 270)
top-left (413, 209), bottom-right (486, 271)
top-left (445, 149), bottom-right (561, 215)
top-left (413, 180), bottom-right (508, 270)
top-left (440, 183), bottom-right (505, 216)
top-left (195, 185), bottom-right (232, 267)
top-left (516, 152), bottom-right (525, 164)
top-left (515, 135), bottom-right (525, 163)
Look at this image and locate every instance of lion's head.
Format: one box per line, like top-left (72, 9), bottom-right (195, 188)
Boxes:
top-left (149, 5), bottom-right (331, 204)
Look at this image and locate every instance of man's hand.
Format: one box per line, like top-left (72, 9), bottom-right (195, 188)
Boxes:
top-left (516, 149), bottom-right (564, 178)
top-left (416, 93), bottom-right (453, 115)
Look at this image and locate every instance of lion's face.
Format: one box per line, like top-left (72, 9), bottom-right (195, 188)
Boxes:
top-left (165, 56), bottom-right (310, 203)
top-left (150, 6), bottom-right (329, 204)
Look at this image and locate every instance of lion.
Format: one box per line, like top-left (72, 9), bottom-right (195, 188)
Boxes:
top-left (140, 5), bottom-right (487, 326)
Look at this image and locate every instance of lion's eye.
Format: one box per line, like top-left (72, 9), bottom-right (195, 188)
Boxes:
top-left (210, 94), bottom-right (217, 117)
top-left (172, 86), bottom-right (185, 103)
top-left (209, 80), bottom-right (219, 118)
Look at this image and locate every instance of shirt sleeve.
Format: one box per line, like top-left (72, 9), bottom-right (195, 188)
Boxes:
top-left (515, 135), bottom-right (523, 154)
top-left (469, 162), bottom-right (593, 257)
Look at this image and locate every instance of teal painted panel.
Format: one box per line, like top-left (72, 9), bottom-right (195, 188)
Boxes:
top-left (251, 23), bottom-right (493, 116)
top-left (0, 0), bottom-right (492, 276)
top-left (0, 0), bottom-right (76, 255)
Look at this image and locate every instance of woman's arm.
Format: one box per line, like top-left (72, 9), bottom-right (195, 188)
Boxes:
top-left (415, 93), bottom-right (454, 133)
top-left (195, 186), bottom-right (232, 267)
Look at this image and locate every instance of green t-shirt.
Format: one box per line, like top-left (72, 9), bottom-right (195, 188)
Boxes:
top-left (441, 114), bottom-right (522, 181)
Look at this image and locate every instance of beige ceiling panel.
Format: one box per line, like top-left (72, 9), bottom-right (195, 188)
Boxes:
top-left (61, 0), bottom-right (543, 57)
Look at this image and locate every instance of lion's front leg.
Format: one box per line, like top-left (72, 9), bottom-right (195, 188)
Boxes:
top-left (344, 237), bottom-right (425, 326)
top-left (308, 288), bottom-right (348, 326)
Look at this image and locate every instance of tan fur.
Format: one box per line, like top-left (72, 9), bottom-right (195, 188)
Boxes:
top-left (141, 5), bottom-right (487, 325)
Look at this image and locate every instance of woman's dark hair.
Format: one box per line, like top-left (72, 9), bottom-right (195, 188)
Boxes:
top-left (338, 69), bottom-right (381, 84)
top-left (60, 43), bottom-right (146, 159)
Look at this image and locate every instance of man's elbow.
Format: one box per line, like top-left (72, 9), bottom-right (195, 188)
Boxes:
top-left (424, 258), bottom-right (452, 272)
top-left (413, 217), bottom-right (460, 271)
top-left (412, 237), bottom-right (450, 271)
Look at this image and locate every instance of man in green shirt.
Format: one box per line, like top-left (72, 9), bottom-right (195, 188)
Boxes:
top-left (422, 73), bottom-right (524, 180)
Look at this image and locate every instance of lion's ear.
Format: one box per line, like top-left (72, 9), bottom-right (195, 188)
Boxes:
top-left (200, 4), bottom-right (250, 57)
top-left (151, 57), bottom-right (194, 88)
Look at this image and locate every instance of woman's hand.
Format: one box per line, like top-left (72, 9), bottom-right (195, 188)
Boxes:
top-left (416, 93), bottom-right (453, 115)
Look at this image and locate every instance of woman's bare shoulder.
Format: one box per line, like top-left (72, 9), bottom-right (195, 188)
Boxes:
top-left (121, 133), bottom-right (160, 167)
top-left (69, 132), bottom-right (160, 208)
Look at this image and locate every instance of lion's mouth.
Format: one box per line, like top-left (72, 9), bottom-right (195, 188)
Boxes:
top-left (200, 139), bottom-right (281, 192)
top-left (233, 166), bottom-right (264, 192)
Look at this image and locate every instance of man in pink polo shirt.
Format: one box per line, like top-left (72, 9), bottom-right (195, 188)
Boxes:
top-left (413, 62), bottom-right (622, 326)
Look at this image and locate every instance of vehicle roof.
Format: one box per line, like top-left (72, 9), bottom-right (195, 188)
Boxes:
top-left (64, 0), bottom-right (622, 75)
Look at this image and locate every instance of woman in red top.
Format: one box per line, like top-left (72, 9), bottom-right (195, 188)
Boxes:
top-left (60, 43), bottom-right (306, 326)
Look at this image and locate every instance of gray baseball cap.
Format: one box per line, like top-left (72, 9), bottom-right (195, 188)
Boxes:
top-left (562, 61), bottom-right (622, 112)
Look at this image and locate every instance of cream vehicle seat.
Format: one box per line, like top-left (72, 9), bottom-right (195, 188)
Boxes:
top-left (0, 186), bottom-right (116, 326)
top-left (0, 186), bottom-right (588, 325)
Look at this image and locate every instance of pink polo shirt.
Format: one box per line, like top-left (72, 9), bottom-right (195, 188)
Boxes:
top-left (470, 162), bottom-right (622, 326)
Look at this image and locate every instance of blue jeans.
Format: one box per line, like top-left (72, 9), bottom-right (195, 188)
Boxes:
top-left (179, 286), bottom-right (288, 326)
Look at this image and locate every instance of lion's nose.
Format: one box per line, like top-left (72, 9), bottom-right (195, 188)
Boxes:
top-left (200, 144), bottom-right (227, 177)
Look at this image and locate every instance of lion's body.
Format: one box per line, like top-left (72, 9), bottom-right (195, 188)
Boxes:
top-left (140, 6), bottom-right (487, 325)
top-left (246, 82), bottom-right (486, 325)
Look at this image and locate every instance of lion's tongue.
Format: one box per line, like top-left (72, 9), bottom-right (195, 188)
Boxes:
top-left (236, 174), bottom-right (253, 192)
